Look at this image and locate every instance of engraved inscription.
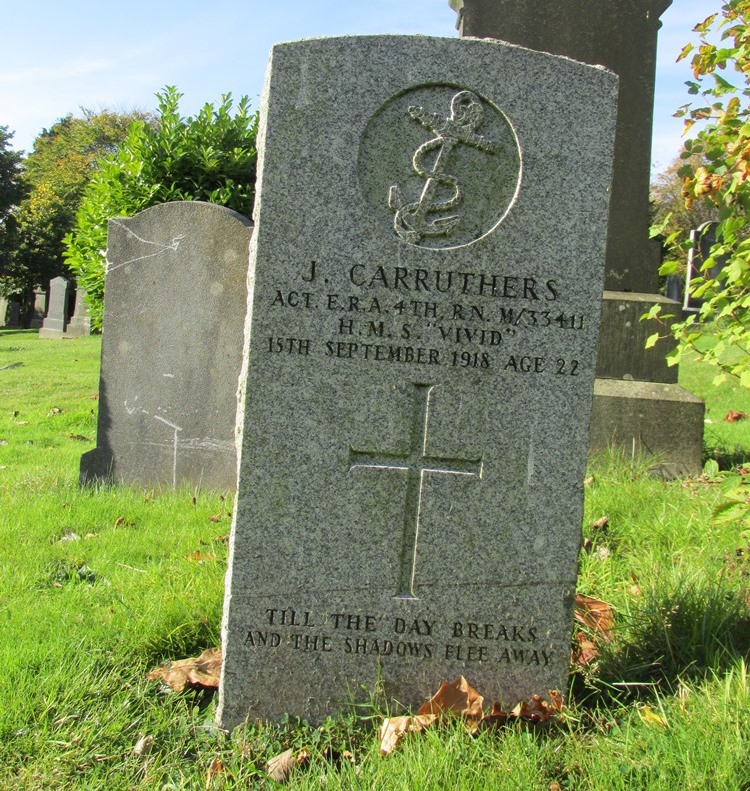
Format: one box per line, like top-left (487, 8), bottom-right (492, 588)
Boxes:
top-left (389, 91), bottom-right (497, 245)
top-left (349, 383), bottom-right (483, 600)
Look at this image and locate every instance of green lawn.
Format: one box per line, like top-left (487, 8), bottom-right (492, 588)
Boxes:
top-left (1, 329), bottom-right (750, 789)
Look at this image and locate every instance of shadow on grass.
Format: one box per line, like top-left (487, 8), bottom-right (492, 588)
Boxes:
top-left (574, 576), bottom-right (750, 707)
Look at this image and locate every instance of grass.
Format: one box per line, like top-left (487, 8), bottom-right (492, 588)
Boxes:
top-left (2, 329), bottom-right (750, 789)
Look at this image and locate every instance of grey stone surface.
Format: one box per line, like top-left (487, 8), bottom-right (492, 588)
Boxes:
top-left (39, 276), bottom-right (70, 339)
top-left (0, 297), bottom-right (7, 328)
top-left (64, 286), bottom-right (92, 337)
top-left (5, 300), bottom-right (21, 328)
top-left (217, 35), bottom-right (617, 728)
top-left (591, 379), bottom-right (705, 477)
top-left (80, 201), bottom-right (252, 490)
top-left (30, 289), bottom-right (46, 328)
top-left (595, 292), bottom-right (678, 384)
top-left (685, 221), bottom-right (724, 314)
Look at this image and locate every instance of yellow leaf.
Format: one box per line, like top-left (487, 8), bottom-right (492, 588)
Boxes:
top-left (638, 704), bottom-right (668, 730)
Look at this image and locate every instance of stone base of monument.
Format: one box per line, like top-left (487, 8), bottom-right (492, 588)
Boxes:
top-left (38, 321), bottom-right (66, 339)
top-left (589, 291), bottom-right (705, 476)
top-left (590, 379), bottom-right (705, 477)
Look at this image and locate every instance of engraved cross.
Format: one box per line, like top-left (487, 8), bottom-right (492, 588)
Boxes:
top-left (348, 383), bottom-right (483, 600)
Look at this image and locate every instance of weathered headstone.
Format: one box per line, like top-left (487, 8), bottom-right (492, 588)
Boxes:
top-left (29, 288), bottom-right (47, 328)
top-left (450, 0), bottom-right (705, 476)
top-left (0, 297), bottom-right (7, 328)
top-left (80, 201), bottom-right (252, 490)
top-left (64, 285), bottom-right (92, 337)
top-left (5, 300), bottom-right (21, 328)
top-left (217, 35), bottom-right (617, 728)
top-left (39, 276), bottom-right (70, 339)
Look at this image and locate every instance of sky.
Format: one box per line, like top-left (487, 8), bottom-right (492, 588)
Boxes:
top-left (0, 0), bottom-right (712, 177)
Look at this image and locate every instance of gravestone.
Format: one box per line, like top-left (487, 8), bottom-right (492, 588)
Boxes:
top-left (30, 288), bottom-right (47, 328)
top-left (217, 35), bottom-right (617, 728)
top-left (80, 201), bottom-right (252, 490)
top-left (450, 0), bottom-right (705, 476)
top-left (0, 297), bottom-right (7, 328)
top-left (64, 285), bottom-right (92, 337)
top-left (5, 300), bottom-right (21, 328)
top-left (39, 276), bottom-right (70, 339)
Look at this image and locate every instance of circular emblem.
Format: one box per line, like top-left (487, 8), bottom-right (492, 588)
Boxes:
top-left (358, 84), bottom-right (522, 249)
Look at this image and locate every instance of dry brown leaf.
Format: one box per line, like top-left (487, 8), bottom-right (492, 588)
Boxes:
top-left (186, 551), bottom-right (217, 564)
top-left (132, 735), bottom-right (153, 757)
top-left (267, 749), bottom-right (296, 783)
top-left (510, 691), bottom-right (564, 724)
top-left (205, 757), bottom-right (225, 788)
top-left (208, 514), bottom-right (222, 523)
top-left (485, 691), bottom-right (564, 726)
top-left (582, 537), bottom-right (593, 554)
top-left (725, 410), bottom-right (748, 422)
top-left (146, 647), bottom-right (222, 692)
top-left (416, 675), bottom-right (484, 730)
top-left (378, 713), bottom-right (436, 756)
top-left (574, 594), bottom-right (614, 641)
top-left (571, 632), bottom-right (599, 667)
top-left (592, 516), bottom-right (609, 531)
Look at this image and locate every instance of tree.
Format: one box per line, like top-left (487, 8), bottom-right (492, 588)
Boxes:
top-left (0, 127), bottom-right (26, 288)
top-left (64, 87), bottom-right (258, 331)
top-left (1, 110), bottom-right (140, 299)
top-left (647, 2), bottom-right (750, 389)
top-left (650, 152), bottom-right (718, 262)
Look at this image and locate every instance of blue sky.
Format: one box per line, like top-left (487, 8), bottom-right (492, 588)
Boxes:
top-left (1, 0), bottom-right (712, 176)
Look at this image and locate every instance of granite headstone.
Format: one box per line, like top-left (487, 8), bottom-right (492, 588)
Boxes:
top-left (217, 35), bottom-right (617, 728)
top-left (65, 285), bottom-right (92, 337)
top-left (80, 201), bottom-right (252, 490)
top-left (39, 276), bottom-right (70, 339)
top-left (30, 289), bottom-right (46, 328)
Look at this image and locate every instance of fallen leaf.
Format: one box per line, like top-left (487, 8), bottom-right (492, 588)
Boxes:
top-left (132, 735), bottom-right (153, 757)
top-left (485, 691), bottom-right (564, 726)
top-left (571, 633), bottom-right (599, 667)
top-left (146, 647), bottom-right (222, 692)
top-left (266, 748), bottom-right (310, 783)
top-left (68, 434), bottom-right (89, 442)
top-left (592, 516), bottom-right (609, 531)
top-left (377, 713), bottom-right (436, 756)
top-left (206, 758), bottom-right (225, 787)
top-left (574, 594), bottom-right (614, 641)
top-left (416, 675), bottom-right (484, 730)
top-left (582, 537), bottom-right (593, 554)
top-left (725, 411), bottom-right (748, 422)
top-left (90, 393), bottom-right (99, 401)
top-left (208, 514), bottom-right (222, 523)
top-left (509, 691), bottom-right (564, 724)
top-left (15, 420), bottom-right (29, 426)
top-left (186, 551), bottom-right (217, 564)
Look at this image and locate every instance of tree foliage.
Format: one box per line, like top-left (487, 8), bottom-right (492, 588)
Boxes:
top-left (1, 111), bottom-right (138, 298)
top-left (650, 152), bottom-right (718, 264)
top-left (0, 126), bottom-right (25, 281)
top-left (647, 2), bottom-right (750, 388)
top-left (64, 87), bottom-right (258, 331)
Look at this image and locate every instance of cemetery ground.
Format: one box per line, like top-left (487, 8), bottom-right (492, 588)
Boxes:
top-left (1, 330), bottom-right (750, 790)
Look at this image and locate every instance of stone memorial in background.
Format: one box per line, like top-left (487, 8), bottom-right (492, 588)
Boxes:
top-left (5, 300), bottom-right (21, 328)
top-left (39, 276), bottom-right (70, 339)
top-left (30, 288), bottom-right (47, 328)
top-left (684, 221), bottom-right (723, 314)
top-left (450, 0), bottom-right (704, 476)
top-left (80, 201), bottom-right (252, 490)
top-left (64, 285), bottom-right (92, 337)
top-left (217, 35), bottom-right (617, 728)
top-left (0, 297), bottom-right (7, 328)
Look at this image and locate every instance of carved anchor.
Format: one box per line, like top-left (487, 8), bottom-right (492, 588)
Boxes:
top-left (389, 90), bottom-right (497, 245)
